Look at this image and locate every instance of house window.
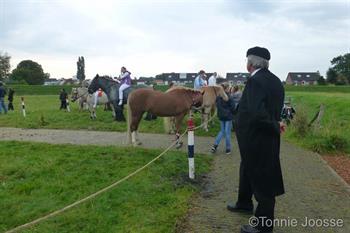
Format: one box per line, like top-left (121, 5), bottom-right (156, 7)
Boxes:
top-left (306, 75), bottom-right (310, 77)
top-left (237, 81), bottom-right (241, 85)
top-left (243, 75), bottom-right (246, 77)
top-left (297, 74), bottom-right (301, 78)
top-left (234, 75), bottom-right (238, 77)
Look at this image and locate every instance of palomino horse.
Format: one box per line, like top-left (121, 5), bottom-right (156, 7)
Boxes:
top-left (71, 87), bottom-right (114, 119)
top-left (88, 75), bottom-right (134, 121)
top-left (200, 85), bottom-right (228, 131)
top-left (164, 85), bottom-right (228, 132)
top-left (127, 88), bottom-right (203, 146)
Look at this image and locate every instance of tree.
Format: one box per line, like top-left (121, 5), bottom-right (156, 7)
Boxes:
top-left (0, 51), bottom-right (11, 81)
top-left (317, 76), bottom-right (326, 85)
top-left (76, 56), bottom-right (85, 82)
top-left (335, 74), bottom-right (348, 85)
top-left (326, 68), bottom-right (337, 84)
top-left (326, 53), bottom-right (350, 84)
top-left (10, 60), bottom-right (46, 85)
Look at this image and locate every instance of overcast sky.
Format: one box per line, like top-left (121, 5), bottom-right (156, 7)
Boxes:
top-left (1, 0), bottom-right (349, 80)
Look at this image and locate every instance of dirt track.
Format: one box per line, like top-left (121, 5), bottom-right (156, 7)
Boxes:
top-left (1, 127), bottom-right (349, 233)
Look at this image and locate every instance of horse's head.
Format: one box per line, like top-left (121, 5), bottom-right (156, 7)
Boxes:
top-left (71, 88), bottom-right (78, 102)
top-left (88, 74), bottom-right (100, 94)
top-left (190, 89), bottom-right (204, 108)
top-left (217, 85), bottom-right (229, 101)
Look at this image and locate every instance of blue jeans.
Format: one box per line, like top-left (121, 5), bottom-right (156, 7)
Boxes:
top-left (0, 97), bottom-right (7, 114)
top-left (214, 120), bottom-right (232, 150)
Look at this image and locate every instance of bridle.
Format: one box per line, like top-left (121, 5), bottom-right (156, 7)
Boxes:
top-left (71, 89), bottom-right (89, 102)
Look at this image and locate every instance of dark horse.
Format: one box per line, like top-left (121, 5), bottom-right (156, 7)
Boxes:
top-left (88, 74), bottom-right (137, 121)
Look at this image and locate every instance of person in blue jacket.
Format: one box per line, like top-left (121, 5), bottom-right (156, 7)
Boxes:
top-left (211, 83), bottom-right (236, 154)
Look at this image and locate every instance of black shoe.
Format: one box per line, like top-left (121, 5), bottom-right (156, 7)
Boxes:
top-left (227, 203), bottom-right (253, 214)
top-left (241, 225), bottom-right (272, 233)
top-left (225, 149), bottom-right (231, 154)
top-left (210, 144), bottom-right (218, 153)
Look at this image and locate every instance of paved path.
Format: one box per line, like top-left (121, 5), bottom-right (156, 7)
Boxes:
top-left (1, 127), bottom-right (349, 233)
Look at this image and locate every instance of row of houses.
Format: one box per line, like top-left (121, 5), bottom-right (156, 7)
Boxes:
top-left (136, 71), bottom-right (322, 86)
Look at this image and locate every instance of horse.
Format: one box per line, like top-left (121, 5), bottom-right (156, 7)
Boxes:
top-left (71, 87), bottom-right (88, 111)
top-left (127, 88), bottom-right (204, 146)
top-left (164, 85), bottom-right (228, 132)
top-left (200, 85), bottom-right (228, 131)
top-left (72, 87), bottom-right (114, 119)
top-left (88, 74), bottom-right (135, 121)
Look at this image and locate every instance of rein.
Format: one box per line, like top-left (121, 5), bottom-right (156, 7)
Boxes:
top-left (71, 90), bottom-right (88, 102)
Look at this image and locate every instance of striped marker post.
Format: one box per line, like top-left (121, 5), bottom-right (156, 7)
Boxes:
top-left (187, 116), bottom-right (195, 179)
top-left (21, 97), bottom-right (26, 117)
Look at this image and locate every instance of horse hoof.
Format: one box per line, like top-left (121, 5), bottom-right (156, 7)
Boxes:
top-left (136, 141), bottom-right (142, 145)
top-left (176, 142), bottom-right (183, 149)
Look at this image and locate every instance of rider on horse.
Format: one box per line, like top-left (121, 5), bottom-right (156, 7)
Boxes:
top-left (117, 66), bottom-right (132, 106)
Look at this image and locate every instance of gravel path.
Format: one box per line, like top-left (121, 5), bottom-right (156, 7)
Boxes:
top-left (1, 127), bottom-right (349, 233)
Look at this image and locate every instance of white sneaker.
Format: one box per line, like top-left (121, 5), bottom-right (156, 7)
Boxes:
top-left (118, 100), bottom-right (123, 106)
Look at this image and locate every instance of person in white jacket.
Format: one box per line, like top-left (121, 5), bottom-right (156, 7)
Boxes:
top-left (208, 72), bottom-right (217, 86)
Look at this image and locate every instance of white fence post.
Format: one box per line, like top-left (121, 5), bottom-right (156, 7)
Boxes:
top-left (21, 97), bottom-right (26, 117)
top-left (187, 116), bottom-right (195, 179)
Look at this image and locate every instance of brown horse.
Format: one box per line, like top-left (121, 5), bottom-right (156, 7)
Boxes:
top-left (127, 88), bottom-right (203, 146)
top-left (164, 85), bottom-right (228, 133)
top-left (200, 85), bottom-right (228, 131)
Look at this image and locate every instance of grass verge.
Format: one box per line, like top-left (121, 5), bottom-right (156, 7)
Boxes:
top-left (0, 141), bottom-right (212, 233)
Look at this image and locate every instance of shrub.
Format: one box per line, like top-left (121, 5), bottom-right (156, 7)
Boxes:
top-left (290, 107), bottom-right (309, 137)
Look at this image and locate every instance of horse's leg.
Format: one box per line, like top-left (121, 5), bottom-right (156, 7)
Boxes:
top-left (111, 104), bottom-right (116, 118)
top-left (114, 102), bottom-right (126, 121)
top-left (174, 113), bottom-right (185, 149)
top-left (204, 107), bottom-right (211, 131)
top-left (131, 111), bottom-right (144, 146)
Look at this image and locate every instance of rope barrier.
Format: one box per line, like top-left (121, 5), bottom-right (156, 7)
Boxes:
top-left (5, 111), bottom-right (218, 233)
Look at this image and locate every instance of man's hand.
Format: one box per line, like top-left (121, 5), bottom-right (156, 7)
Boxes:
top-left (279, 121), bottom-right (286, 134)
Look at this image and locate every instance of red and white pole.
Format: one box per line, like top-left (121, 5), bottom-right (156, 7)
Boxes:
top-left (21, 97), bottom-right (26, 117)
top-left (187, 116), bottom-right (195, 179)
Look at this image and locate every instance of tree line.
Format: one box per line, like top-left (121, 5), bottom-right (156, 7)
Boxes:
top-left (0, 51), bottom-right (349, 85)
top-left (0, 52), bottom-right (85, 85)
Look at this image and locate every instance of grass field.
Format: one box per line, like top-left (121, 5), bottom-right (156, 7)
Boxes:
top-left (0, 95), bottom-right (221, 137)
top-left (284, 85), bottom-right (350, 93)
top-left (0, 141), bottom-right (211, 233)
top-left (285, 91), bottom-right (350, 154)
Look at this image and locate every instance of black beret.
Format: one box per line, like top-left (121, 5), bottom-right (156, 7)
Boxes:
top-left (246, 46), bottom-right (271, 60)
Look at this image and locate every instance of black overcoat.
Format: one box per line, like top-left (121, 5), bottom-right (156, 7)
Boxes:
top-left (236, 68), bottom-right (285, 197)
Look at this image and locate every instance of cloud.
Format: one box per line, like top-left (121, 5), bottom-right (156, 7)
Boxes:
top-left (1, 0), bottom-right (349, 79)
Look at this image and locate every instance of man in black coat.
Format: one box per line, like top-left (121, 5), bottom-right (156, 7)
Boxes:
top-left (227, 47), bottom-right (286, 233)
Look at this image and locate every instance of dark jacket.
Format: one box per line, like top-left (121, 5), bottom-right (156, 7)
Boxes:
top-left (59, 91), bottom-right (68, 101)
top-left (236, 68), bottom-right (285, 197)
top-left (0, 86), bottom-right (6, 98)
top-left (8, 89), bottom-right (15, 101)
top-left (216, 94), bottom-right (236, 121)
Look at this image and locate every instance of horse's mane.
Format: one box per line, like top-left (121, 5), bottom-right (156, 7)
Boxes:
top-left (166, 85), bottom-right (202, 94)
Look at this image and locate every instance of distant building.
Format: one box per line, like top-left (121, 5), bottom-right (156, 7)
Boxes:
top-left (44, 78), bottom-right (60, 86)
top-left (136, 77), bottom-right (154, 85)
top-left (225, 73), bottom-right (250, 85)
top-left (154, 72), bottom-right (199, 86)
top-left (286, 72), bottom-right (321, 85)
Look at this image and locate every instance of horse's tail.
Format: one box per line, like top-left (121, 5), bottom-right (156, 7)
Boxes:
top-left (126, 93), bottom-right (132, 144)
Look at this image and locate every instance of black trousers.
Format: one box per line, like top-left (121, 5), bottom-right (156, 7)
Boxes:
top-left (237, 161), bottom-right (276, 232)
top-left (60, 100), bottom-right (67, 109)
top-left (8, 101), bottom-right (14, 111)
